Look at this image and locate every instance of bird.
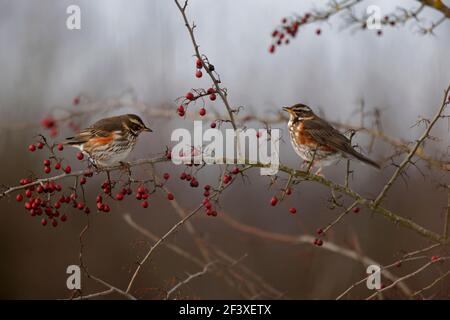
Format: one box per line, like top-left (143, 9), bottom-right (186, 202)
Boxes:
top-left (63, 114), bottom-right (152, 167)
top-left (283, 104), bottom-right (380, 174)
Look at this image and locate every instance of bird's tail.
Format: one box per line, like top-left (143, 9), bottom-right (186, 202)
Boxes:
top-left (348, 149), bottom-right (381, 169)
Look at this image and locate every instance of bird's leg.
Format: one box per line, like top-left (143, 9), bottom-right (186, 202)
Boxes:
top-left (119, 161), bottom-right (132, 176)
top-left (106, 170), bottom-right (112, 196)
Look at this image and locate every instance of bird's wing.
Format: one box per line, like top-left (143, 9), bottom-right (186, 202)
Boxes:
top-left (304, 116), bottom-right (380, 168)
top-left (303, 116), bottom-right (354, 155)
top-left (64, 126), bottom-right (114, 146)
top-left (63, 116), bottom-right (124, 146)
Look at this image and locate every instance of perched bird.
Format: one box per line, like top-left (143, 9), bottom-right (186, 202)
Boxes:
top-left (283, 104), bottom-right (380, 173)
top-left (63, 114), bottom-right (152, 167)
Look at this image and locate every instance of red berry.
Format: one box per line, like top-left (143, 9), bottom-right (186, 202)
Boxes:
top-left (167, 193), bottom-right (174, 200)
top-left (185, 92), bottom-right (195, 101)
top-left (180, 172), bottom-right (187, 180)
top-left (116, 193), bottom-right (124, 201)
top-left (43, 159), bottom-right (50, 166)
top-left (76, 152), bottom-right (84, 160)
top-left (223, 174), bottom-right (232, 184)
top-left (137, 185), bottom-right (146, 194)
top-left (50, 128), bottom-right (58, 137)
top-left (209, 93), bottom-right (216, 101)
top-left (54, 162), bottom-right (61, 170)
top-left (163, 173), bottom-right (170, 180)
top-left (204, 185), bottom-right (211, 191)
top-left (289, 207), bottom-right (297, 214)
top-left (54, 201), bottom-right (61, 209)
top-left (61, 214), bottom-right (67, 222)
top-left (57, 144), bottom-right (64, 151)
top-left (80, 177), bottom-right (86, 185)
top-left (316, 28), bottom-right (321, 35)
top-left (315, 239), bottom-right (323, 246)
top-left (207, 87), bottom-right (215, 94)
top-left (196, 58), bottom-right (203, 69)
top-left (352, 207), bottom-right (360, 214)
top-left (28, 144), bottom-right (36, 152)
top-left (52, 219), bottom-right (58, 227)
top-left (269, 45), bottom-right (275, 54)
top-left (177, 105), bottom-right (185, 113)
top-left (44, 166), bottom-right (51, 174)
top-left (41, 117), bottom-right (55, 129)
top-left (270, 196), bottom-right (278, 206)
top-left (37, 142), bottom-right (45, 149)
top-left (190, 180), bottom-right (199, 188)
top-left (25, 189), bottom-right (32, 198)
top-left (231, 167), bottom-right (240, 174)
top-left (64, 165), bottom-right (71, 174)
top-left (316, 228), bottom-right (323, 235)
top-left (199, 108), bottom-right (206, 116)
top-left (84, 207), bottom-right (90, 214)
top-left (141, 201), bottom-right (149, 208)
top-left (431, 255), bottom-right (440, 262)
top-left (103, 204), bottom-right (110, 213)
top-left (210, 122), bottom-right (217, 128)
top-left (16, 194), bottom-right (23, 202)
top-left (285, 188), bottom-right (292, 195)
top-left (41, 218), bottom-right (47, 226)
top-left (195, 70), bottom-right (203, 78)
top-left (96, 195), bottom-right (102, 203)
top-left (77, 202), bottom-right (85, 210)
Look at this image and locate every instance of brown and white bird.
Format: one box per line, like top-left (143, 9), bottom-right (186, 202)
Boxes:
top-left (63, 114), bottom-right (152, 167)
top-left (283, 104), bottom-right (380, 173)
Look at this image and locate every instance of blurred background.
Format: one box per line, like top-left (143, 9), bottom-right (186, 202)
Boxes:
top-left (0, 0), bottom-right (449, 299)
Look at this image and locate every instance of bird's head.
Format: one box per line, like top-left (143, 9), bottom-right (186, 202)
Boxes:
top-left (124, 114), bottom-right (153, 136)
top-left (282, 104), bottom-right (314, 120)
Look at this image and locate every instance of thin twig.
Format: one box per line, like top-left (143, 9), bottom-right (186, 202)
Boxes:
top-left (165, 261), bottom-right (217, 299)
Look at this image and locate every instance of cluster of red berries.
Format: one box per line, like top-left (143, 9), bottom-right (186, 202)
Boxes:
top-left (180, 172), bottom-right (199, 188)
top-left (40, 116), bottom-right (58, 137)
top-left (28, 141), bottom-right (74, 174)
top-left (195, 58), bottom-right (203, 78)
top-left (269, 187), bottom-right (297, 215)
top-left (313, 238), bottom-right (323, 246)
top-left (269, 13), bottom-right (315, 54)
top-left (313, 228), bottom-right (325, 246)
top-left (16, 177), bottom-right (94, 226)
top-left (178, 87), bottom-right (216, 118)
top-left (202, 185), bottom-right (217, 217)
top-left (135, 185), bottom-right (150, 208)
top-left (95, 195), bottom-right (111, 212)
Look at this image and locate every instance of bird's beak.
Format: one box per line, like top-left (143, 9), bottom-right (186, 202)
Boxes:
top-left (282, 106), bottom-right (292, 114)
top-left (143, 126), bottom-right (153, 132)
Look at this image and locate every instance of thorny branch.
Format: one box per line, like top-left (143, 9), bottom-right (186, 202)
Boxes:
top-left (1, 0), bottom-right (449, 300)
